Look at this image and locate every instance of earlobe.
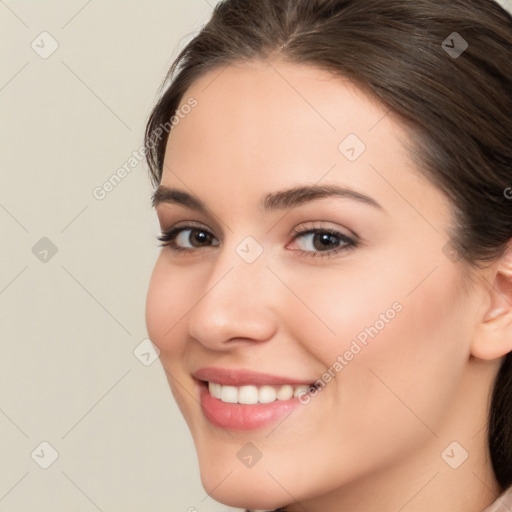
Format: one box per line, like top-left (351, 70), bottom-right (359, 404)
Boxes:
top-left (471, 241), bottom-right (512, 361)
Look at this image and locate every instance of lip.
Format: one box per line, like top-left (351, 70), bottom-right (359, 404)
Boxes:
top-left (193, 366), bottom-right (316, 387)
top-left (195, 380), bottom-right (306, 430)
top-left (193, 367), bottom-right (317, 431)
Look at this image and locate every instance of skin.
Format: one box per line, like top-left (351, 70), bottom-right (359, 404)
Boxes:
top-left (145, 58), bottom-right (512, 512)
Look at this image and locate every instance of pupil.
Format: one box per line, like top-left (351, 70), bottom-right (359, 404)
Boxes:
top-left (193, 230), bottom-right (210, 246)
top-left (316, 233), bottom-right (336, 249)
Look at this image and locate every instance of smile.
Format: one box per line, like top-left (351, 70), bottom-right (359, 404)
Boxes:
top-left (207, 381), bottom-right (313, 404)
top-left (193, 367), bottom-right (319, 430)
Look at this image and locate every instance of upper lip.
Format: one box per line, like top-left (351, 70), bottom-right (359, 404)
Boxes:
top-left (193, 367), bottom-right (315, 387)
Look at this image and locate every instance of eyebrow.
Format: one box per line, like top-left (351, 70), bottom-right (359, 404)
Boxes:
top-left (151, 184), bottom-right (383, 213)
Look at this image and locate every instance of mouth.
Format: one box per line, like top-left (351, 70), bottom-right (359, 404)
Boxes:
top-left (202, 380), bottom-right (316, 404)
top-left (192, 367), bottom-right (320, 430)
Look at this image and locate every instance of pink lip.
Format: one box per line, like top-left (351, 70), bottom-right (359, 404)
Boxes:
top-left (193, 367), bottom-right (315, 386)
top-left (196, 381), bottom-right (305, 430)
top-left (193, 367), bottom-right (317, 431)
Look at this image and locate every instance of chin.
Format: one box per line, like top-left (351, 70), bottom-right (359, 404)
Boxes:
top-left (198, 463), bottom-right (289, 511)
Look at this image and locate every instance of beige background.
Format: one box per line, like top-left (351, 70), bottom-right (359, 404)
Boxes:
top-left (0, 1), bottom-right (239, 511)
top-left (1, 1), bottom-right (511, 511)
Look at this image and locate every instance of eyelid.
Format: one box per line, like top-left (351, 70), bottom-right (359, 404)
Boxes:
top-left (156, 210), bottom-right (225, 237)
top-left (289, 221), bottom-right (358, 240)
top-left (158, 220), bottom-right (212, 237)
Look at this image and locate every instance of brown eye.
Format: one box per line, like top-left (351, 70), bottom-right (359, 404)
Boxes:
top-left (177, 228), bottom-right (215, 248)
top-left (289, 227), bottom-right (357, 259)
top-left (157, 226), bottom-right (219, 252)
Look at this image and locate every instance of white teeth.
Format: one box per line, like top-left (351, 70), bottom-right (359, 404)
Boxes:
top-left (293, 385), bottom-right (310, 398)
top-left (238, 385), bottom-right (259, 404)
top-left (220, 385), bottom-right (238, 403)
top-left (207, 381), bottom-right (313, 404)
top-left (259, 385), bottom-right (277, 403)
top-left (276, 384), bottom-right (294, 400)
top-left (208, 381), bottom-right (222, 399)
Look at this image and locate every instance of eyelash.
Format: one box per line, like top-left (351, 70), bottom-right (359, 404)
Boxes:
top-left (157, 222), bottom-right (358, 259)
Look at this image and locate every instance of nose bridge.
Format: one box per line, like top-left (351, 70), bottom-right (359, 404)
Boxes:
top-left (187, 236), bottom-right (277, 346)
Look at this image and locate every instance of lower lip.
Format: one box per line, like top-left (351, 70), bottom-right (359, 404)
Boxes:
top-left (197, 381), bottom-right (306, 430)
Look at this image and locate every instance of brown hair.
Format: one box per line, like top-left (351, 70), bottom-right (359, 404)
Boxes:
top-left (144, 0), bottom-right (512, 490)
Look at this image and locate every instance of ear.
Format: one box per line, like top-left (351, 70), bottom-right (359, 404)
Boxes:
top-left (471, 241), bottom-right (512, 360)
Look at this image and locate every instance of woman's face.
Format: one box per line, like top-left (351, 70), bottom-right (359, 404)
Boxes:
top-left (146, 59), bottom-right (484, 509)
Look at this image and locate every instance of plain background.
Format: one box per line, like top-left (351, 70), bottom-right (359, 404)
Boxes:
top-left (0, 1), bottom-right (236, 511)
top-left (1, 1), bottom-right (511, 511)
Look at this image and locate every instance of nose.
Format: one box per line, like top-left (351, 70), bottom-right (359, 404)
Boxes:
top-left (187, 248), bottom-right (278, 350)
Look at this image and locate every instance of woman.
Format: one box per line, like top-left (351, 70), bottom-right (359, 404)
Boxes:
top-left (144, 0), bottom-right (512, 510)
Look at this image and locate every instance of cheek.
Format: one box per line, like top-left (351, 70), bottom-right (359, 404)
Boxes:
top-left (290, 237), bottom-right (469, 371)
top-left (272, 254), bottom-right (409, 368)
top-left (145, 256), bottom-right (191, 355)
top-left (145, 260), bottom-right (168, 350)
top-left (281, 251), bottom-right (470, 441)
top-left (145, 258), bottom-right (199, 417)
top-left (338, 283), bottom-right (469, 475)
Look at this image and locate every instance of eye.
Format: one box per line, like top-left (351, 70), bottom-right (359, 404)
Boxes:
top-left (157, 223), bottom-right (219, 254)
top-left (288, 225), bottom-right (357, 259)
top-left (157, 222), bottom-right (358, 259)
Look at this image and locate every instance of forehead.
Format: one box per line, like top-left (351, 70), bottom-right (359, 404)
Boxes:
top-left (161, 58), bottom-right (446, 221)
top-left (167, 59), bottom-right (392, 165)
